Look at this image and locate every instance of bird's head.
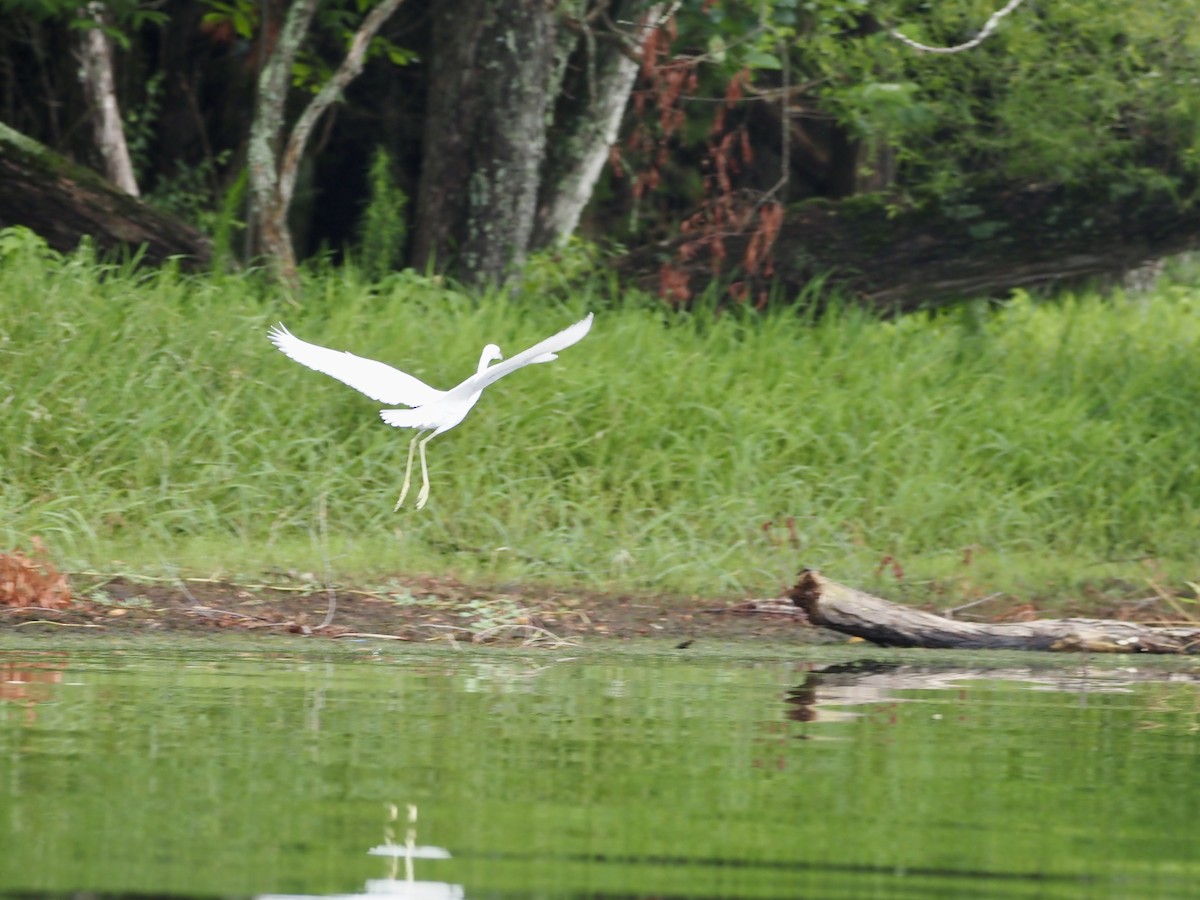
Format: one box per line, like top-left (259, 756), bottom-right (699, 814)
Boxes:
top-left (478, 343), bottom-right (504, 372)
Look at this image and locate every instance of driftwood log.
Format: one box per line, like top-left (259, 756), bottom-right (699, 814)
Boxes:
top-left (789, 569), bottom-right (1200, 654)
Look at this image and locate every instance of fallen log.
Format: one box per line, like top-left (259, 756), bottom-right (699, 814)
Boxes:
top-left (788, 569), bottom-right (1200, 654)
top-left (619, 182), bottom-right (1199, 312)
top-left (0, 122), bottom-right (211, 268)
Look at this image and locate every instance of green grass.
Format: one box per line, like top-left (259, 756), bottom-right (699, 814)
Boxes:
top-left (2, 232), bottom-right (1199, 606)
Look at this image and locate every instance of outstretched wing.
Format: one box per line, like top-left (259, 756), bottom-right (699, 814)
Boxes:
top-left (457, 313), bottom-right (594, 395)
top-left (268, 324), bottom-right (445, 407)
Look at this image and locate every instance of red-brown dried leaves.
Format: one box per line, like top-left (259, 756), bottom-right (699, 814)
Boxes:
top-left (0, 539), bottom-right (73, 609)
top-left (625, 18), bottom-right (785, 307)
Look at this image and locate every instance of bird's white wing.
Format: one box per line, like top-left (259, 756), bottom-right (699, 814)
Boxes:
top-left (268, 324), bottom-right (445, 407)
top-left (458, 313), bottom-right (594, 394)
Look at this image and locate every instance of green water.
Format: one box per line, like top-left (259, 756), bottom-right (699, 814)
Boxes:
top-left (0, 641), bottom-right (1197, 899)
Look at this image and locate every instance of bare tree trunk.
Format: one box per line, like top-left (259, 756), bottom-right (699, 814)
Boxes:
top-left (75, 2), bottom-right (138, 196)
top-left (248, 0), bottom-right (405, 286)
top-left (532, 1), bottom-right (662, 250)
top-left (412, 0), bottom-right (558, 285)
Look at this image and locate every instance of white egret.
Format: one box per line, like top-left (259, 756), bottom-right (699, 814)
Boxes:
top-left (268, 313), bottom-right (593, 510)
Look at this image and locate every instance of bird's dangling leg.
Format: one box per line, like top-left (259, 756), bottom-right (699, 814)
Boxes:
top-left (394, 433), bottom-right (422, 511)
top-left (415, 433), bottom-right (435, 509)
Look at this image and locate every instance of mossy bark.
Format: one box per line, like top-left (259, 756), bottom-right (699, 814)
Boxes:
top-left (531, 0), bottom-right (661, 250)
top-left (0, 121), bottom-right (210, 266)
top-left (412, 0), bottom-right (558, 285)
top-left (247, 0), bottom-right (404, 287)
top-left (247, 0), bottom-right (319, 285)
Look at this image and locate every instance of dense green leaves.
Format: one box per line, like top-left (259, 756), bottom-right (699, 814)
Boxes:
top-left (5, 0), bottom-right (1198, 260)
top-left (674, 0), bottom-right (1200, 204)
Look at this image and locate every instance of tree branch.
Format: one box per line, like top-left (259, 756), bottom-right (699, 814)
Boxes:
top-left (75, 2), bottom-right (139, 195)
top-left (889, 0), bottom-right (1027, 55)
top-left (248, 0), bottom-right (319, 218)
top-left (278, 0), bottom-right (406, 212)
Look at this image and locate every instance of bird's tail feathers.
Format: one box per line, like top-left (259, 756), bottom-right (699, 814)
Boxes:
top-left (381, 407), bottom-right (435, 430)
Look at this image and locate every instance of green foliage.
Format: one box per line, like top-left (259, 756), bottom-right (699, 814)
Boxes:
top-left (676, 0), bottom-right (1200, 204)
top-left (354, 146), bottom-right (408, 281)
top-left (211, 168), bottom-right (248, 271)
top-left (0, 0), bottom-right (166, 54)
top-left (2, 245), bottom-right (1200, 602)
top-left (142, 150), bottom-right (236, 239)
top-left (0, 225), bottom-right (59, 262)
top-left (124, 72), bottom-right (161, 182)
top-left (856, 1), bottom-right (1200, 195)
top-left (200, 0), bottom-right (417, 95)
top-left (68, 3), bottom-right (167, 49)
top-left (519, 238), bottom-right (617, 298)
top-left (200, 0), bottom-right (256, 39)
top-left (2, 0), bottom-right (167, 37)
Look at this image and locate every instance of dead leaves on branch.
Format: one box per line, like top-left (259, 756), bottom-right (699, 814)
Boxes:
top-left (0, 539), bottom-right (73, 610)
top-left (622, 16), bottom-right (785, 308)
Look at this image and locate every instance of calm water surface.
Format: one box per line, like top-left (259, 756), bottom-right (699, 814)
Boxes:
top-left (0, 640), bottom-right (1197, 899)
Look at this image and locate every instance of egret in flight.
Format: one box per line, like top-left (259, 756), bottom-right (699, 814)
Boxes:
top-left (268, 313), bottom-right (593, 510)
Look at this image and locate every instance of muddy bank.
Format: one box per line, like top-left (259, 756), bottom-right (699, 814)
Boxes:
top-left (1, 573), bottom-right (820, 646)
top-left (4, 568), bottom-right (1193, 650)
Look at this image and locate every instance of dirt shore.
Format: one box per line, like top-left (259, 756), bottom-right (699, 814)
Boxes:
top-left (0, 573), bottom-right (820, 646)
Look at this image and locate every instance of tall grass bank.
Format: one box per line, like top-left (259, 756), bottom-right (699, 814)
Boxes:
top-left (2, 236), bottom-right (1199, 603)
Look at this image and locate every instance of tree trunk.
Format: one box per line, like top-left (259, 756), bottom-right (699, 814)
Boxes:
top-left (789, 570), bottom-right (1200, 654)
top-left (247, 0), bottom-right (405, 287)
top-left (531, 0), bottom-right (661, 250)
top-left (412, 0), bottom-right (558, 285)
top-left (75, 2), bottom-right (139, 196)
top-left (620, 182), bottom-right (1200, 310)
top-left (247, 0), bottom-right (319, 285)
top-left (0, 122), bottom-right (211, 266)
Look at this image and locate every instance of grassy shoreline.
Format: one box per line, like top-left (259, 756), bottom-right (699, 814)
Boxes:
top-left (3, 239), bottom-right (1199, 610)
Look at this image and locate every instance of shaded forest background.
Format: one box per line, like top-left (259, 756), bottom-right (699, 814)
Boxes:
top-left (3, 0), bottom-right (1200, 306)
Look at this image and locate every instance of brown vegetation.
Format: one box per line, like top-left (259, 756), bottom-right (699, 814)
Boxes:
top-left (0, 539), bottom-right (73, 610)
